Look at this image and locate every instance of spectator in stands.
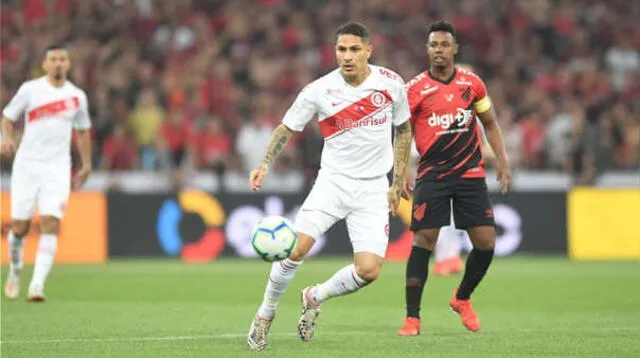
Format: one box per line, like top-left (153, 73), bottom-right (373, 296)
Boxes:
top-left (129, 88), bottom-right (164, 170)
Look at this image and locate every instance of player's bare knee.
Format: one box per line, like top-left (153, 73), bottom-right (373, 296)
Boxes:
top-left (12, 220), bottom-right (30, 237)
top-left (413, 229), bottom-right (438, 250)
top-left (473, 238), bottom-right (495, 251)
top-left (467, 226), bottom-right (496, 250)
top-left (289, 232), bottom-right (315, 261)
top-left (288, 247), bottom-right (307, 261)
top-left (40, 216), bottom-right (60, 235)
top-left (355, 263), bottom-right (381, 282)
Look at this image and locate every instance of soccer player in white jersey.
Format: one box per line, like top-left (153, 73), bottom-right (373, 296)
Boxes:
top-left (246, 22), bottom-right (413, 351)
top-left (1, 44), bottom-right (93, 302)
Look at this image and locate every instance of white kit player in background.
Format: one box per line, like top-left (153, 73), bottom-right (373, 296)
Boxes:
top-left (246, 22), bottom-right (413, 351)
top-left (1, 44), bottom-right (93, 302)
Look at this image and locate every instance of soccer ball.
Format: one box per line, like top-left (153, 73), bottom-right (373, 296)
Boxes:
top-left (251, 216), bottom-right (298, 262)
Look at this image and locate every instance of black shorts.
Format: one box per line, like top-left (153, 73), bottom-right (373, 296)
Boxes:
top-left (410, 178), bottom-right (495, 231)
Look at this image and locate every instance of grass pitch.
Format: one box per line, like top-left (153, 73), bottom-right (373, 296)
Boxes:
top-left (1, 257), bottom-right (639, 357)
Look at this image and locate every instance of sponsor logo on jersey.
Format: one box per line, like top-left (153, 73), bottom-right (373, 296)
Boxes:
top-left (428, 108), bottom-right (473, 129)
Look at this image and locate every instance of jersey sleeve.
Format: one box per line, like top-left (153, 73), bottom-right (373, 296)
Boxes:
top-left (472, 77), bottom-right (492, 114)
top-left (392, 81), bottom-right (410, 126)
top-left (73, 91), bottom-right (92, 130)
top-left (407, 85), bottom-right (423, 125)
top-left (281, 83), bottom-right (318, 132)
top-left (2, 83), bottom-right (29, 121)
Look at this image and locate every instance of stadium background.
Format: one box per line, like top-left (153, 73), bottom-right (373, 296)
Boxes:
top-left (0, 1), bottom-right (639, 357)
top-left (1, 0), bottom-right (638, 263)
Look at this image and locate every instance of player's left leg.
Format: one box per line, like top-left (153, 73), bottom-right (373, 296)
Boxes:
top-left (27, 216), bottom-right (60, 302)
top-left (300, 177), bottom-right (388, 341)
top-left (450, 178), bottom-right (496, 331)
top-left (27, 168), bottom-right (70, 302)
top-left (5, 164), bottom-right (38, 299)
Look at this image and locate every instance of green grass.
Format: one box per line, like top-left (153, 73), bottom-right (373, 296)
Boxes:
top-left (1, 258), bottom-right (639, 357)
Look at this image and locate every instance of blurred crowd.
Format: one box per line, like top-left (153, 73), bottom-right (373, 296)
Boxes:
top-left (1, 0), bottom-right (638, 185)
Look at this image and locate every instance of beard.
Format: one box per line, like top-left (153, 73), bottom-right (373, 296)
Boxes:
top-left (53, 70), bottom-right (63, 80)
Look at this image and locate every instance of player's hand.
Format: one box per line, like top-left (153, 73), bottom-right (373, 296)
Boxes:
top-left (496, 164), bottom-right (511, 195)
top-left (401, 179), bottom-right (414, 200)
top-left (388, 183), bottom-right (402, 216)
top-left (0, 138), bottom-right (16, 157)
top-left (249, 163), bottom-right (269, 192)
top-left (73, 166), bottom-right (92, 189)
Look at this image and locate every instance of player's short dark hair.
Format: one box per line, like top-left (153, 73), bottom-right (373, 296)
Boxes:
top-left (335, 22), bottom-right (370, 42)
top-left (45, 43), bottom-right (67, 55)
top-left (427, 20), bottom-right (458, 42)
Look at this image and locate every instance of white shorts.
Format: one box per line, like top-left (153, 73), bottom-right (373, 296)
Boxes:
top-left (11, 161), bottom-right (71, 220)
top-left (294, 170), bottom-right (390, 258)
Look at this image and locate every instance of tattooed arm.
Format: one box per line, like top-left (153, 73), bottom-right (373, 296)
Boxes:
top-left (388, 120), bottom-right (413, 215)
top-left (249, 124), bottom-right (295, 191)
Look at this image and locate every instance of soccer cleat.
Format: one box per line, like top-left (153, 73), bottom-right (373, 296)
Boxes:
top-left (247, 315), bottom-right (273, 351)
top-left (26, 284), bottom-right (45, 303)
top-left (4, 271), bottom-right (21, 300)
top-left (434, 257), bottom-right (464, 276)
top-left (449, 292), bottom-right (481, 332)
top-left (298, 286), bottom-right (321, 341)
top-left (398, 317), bottom-right (421, 336)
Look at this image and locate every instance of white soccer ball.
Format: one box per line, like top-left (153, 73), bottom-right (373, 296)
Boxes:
top-left (251, 216), bottom-right (298, 262)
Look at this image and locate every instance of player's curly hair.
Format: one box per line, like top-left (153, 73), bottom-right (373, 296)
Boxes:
top-left (335, 22), bottom-right (370, 42)
top-left (427, 20), bottom-right (458, 42)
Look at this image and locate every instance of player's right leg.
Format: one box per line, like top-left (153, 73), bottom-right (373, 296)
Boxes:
top-left (4, 164), bottom-right (37, 300)
top-left (247, 232), bottom-right (316, 351)
top-left (5, 220), bottom-right (31, 299)
top-left (247, 173), bottom-right (343, 351)
top-left (26, 166), bottom-right (70, 302)
top-left (399, 180), bottom-right (452, 336)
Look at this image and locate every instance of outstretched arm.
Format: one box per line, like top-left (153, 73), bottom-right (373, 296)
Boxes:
top-left (389, 120), bottom-right (412, 215)
top-left (249, 124), bottom-right (296, 191)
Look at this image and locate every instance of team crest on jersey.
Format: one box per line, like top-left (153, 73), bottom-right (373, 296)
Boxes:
top-left (370, 92), bottom-right (387, 107)
top-left (460, 87), bottom-right (471, 102)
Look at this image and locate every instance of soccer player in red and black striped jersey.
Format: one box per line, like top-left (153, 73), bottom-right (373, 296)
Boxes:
top-left (398, 21), bottom-right (511, 335)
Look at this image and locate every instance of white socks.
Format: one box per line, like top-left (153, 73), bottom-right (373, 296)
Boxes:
top-left (8, 231), bottom-right (24, 273)
top-left (256, 261), bottom-right (372, 318)
top-left (29, 234), bottom-right (58, 289)
top-left (257, 258), bottom-right (303, 319)
top-left (307, 264), bottom-right (368, 305)
top-left (435, 225), bottom-right (462, 262)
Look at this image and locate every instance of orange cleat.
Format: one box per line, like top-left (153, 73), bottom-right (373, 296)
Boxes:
top-left (397, 317), bottom-right (421, 336)
top-left (434, 257), bottom-right (464, 276)
top-left (449, 292), bottom-right (481, 332)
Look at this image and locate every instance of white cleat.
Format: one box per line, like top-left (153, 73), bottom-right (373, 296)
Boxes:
top-left (247, 315), bottom-right (273, 351)
top-left (4, 271), bottom-right (21, 299)
top-left (26, 284), bottom-right (45, 302)
top-left (298, 286), bottom-right (321, 342)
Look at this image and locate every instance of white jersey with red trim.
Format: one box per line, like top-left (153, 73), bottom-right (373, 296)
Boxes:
top-left (2, 76), bottom-right (91, 165)
top-left (282, 65), bottom-right (410, 179)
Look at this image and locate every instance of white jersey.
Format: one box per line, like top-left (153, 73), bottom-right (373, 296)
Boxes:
top-left (282, 65), bottom-right (410, 179)
top-left (2, 76), bottom-right (91, 165)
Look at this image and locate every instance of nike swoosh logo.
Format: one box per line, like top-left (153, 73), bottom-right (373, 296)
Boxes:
top-left (331, 102), bottom-right (344, 106)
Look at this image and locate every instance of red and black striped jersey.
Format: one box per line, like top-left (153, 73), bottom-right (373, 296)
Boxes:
top-left (407, 67), bottom-right (492, 182)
